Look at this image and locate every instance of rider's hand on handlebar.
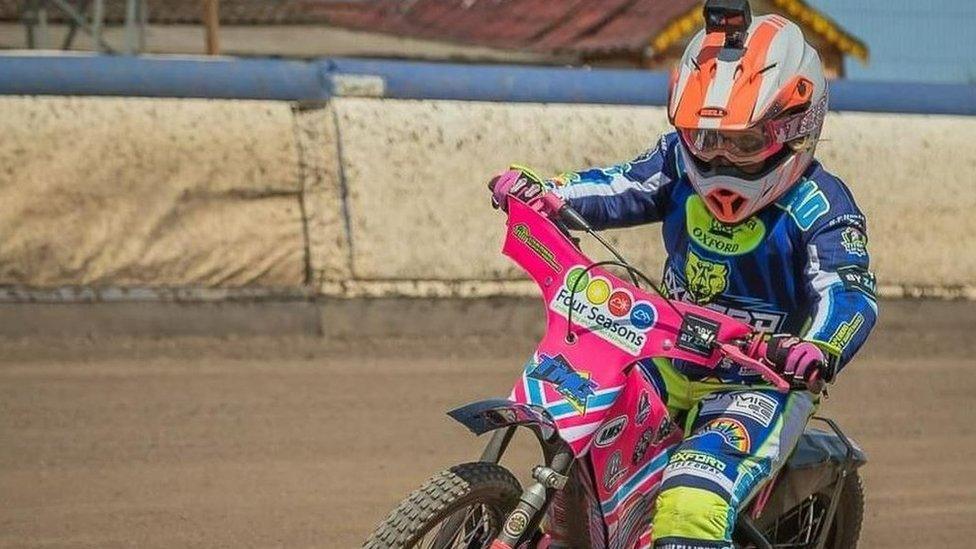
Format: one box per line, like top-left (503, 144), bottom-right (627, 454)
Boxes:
top-left (488, 166), bottom-right (549, 212)
top-left (763, 334), bottom-right (835, 387)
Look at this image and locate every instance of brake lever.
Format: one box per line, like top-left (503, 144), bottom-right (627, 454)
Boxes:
top-left (718, 343), bottom-right (790, 393)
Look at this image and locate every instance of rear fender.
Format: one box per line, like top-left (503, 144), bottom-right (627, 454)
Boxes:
top-left (755, 421), bottom-right (867, 527)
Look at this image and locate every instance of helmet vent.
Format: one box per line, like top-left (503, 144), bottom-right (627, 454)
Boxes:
top-left (707, 189), bottom-right (747, 220)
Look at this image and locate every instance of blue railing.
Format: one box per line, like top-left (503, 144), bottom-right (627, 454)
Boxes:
top-left (0, 54), bottom-right (973, 115)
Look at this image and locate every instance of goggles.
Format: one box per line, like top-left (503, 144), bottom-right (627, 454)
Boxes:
top-left (680, 93), bottom-right (829, 167)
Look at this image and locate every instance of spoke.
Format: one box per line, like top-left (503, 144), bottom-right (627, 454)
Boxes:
top-left (421, 504), bottom-right (495, 549)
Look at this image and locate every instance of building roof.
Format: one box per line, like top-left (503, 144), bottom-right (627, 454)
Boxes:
top-left (0, 0), bottom-right (868, 62)
top-left (315, 0), bottom-right (869, 62)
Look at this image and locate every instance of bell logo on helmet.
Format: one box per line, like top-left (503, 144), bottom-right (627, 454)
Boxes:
top-left (699, 107), bottom-right (728, 118)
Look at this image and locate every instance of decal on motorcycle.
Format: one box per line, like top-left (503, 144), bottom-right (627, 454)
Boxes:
top-left (631, 428), bottom-right (654, 465)
top-left (676, 313), bottom-right (721, 357)
top-left (837, 265), bottom-right (876, 299)
top-left (503, 509), bottom-right (531, 538)
top-left (700, 418), bottom-right (752, 453)
top-left (594, 415), bottom-right (628, 448)
top-left (549, 266), bottom-right (658, 356)
top-left (635, 391), bottom-right (651, 425)
top-left (699, 392), bottom-right (778, 428)
top-left (603, 450), bottom-right (629, 491)
top-left (511, 222), bottom-right (563, 273)
top-left (614, 495), bottom-right (651, 548)
top-left (527, 354), bottom-right (598, 415)
top-left (685, 250), bottom-right (729, 304)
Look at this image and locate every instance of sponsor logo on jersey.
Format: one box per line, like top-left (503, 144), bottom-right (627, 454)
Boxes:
top-left (686, 196), bottom-right (765, 256)
top-left (663, 269), bottom-right (787, 332)
top-left (837, 265), bottom-right (876, 299)
top-left (594, 415), bottom-right (628, 448)
top-left (700, 418), bottom-right (752, 453)
top-left (700, 392), bottom-right (778, 427)
top-left (685, 250), bottom-right (729, 304)
top-left (828, 313), bottom-right (865, 351)
top-left (840, 226), bottom-right (868, 257)
top-left (511, 223), bottom-right (563, 273)
top-left (527, 354), bottom-right (598, 415)
top-left (549, 266), bottom-right (657, 356)
top-left (779, 179), bottom-right (830, 231)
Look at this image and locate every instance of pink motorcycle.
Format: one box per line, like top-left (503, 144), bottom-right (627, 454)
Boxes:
top-left (365, 196), bottom-right (866, 549)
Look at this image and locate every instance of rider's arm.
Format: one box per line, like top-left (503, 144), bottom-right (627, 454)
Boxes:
top-left (548, 134), bottom-right (679, 230)
top-left (800, 210), bottom-right (878, 375)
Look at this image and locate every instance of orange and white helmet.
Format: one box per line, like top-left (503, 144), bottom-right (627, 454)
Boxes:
top-left (668, 0), bottom-right (828, 224)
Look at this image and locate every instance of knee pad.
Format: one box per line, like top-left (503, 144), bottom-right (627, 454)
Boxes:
top-left (653, 486), bottom-right (735, 548)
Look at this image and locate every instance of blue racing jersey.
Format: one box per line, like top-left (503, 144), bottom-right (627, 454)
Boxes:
top-left (551, 132), bottom-right (878, 383)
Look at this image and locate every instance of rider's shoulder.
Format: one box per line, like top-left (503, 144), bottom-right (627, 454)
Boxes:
top-left (775, 161), bottom-right (866, 235)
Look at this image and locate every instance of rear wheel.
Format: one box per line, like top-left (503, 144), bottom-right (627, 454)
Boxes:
top-left (761, 471), bottom-right (864, 548)
top-left (364, 462), bottom-right (523, 549)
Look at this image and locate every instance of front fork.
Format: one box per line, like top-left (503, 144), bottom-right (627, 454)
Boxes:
top-left (480, 428), bottom-right (575, 549)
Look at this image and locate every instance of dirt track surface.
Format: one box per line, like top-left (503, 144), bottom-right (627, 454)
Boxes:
top-left (1, 300), bottom-right (975, 548)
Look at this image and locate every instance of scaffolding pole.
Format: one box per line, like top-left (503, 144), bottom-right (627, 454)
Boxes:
top-left (202, 0), bottom-right (219, 55)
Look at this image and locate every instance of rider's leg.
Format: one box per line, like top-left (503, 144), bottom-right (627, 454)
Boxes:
top-left (652, 388), bottom-right (816, 549)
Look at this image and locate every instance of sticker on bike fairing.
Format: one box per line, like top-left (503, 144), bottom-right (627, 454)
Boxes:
top-left (840, 226), bottom-right (868, 257)
top-left (828, 312), bottom-right (865, 351)
top-left (686, 195), bottom-right (765, 256)
top-left (502, 509), bottom-right (530, 539)
top-left (837, 265), bottom-right (877, 298)
top-left (603, 450), bottom-right (629, 491)
top-left (635, 391), bottom-right (651, 425)
top-left (594, 415), bottom-right (628, 448)
top-left (685, 250), bottom-right (729, 304)
top-left (632, 428), bottom-right (654, 465)
top-left (676, 313), bottom-right (721, 357)
top-left (549, 266), bottom-right (657, 356)
top-left (700, 418), bottom-right (752, 453)
top-left (699, 392), bottom-right (778, 428)
top-left (615, 495), bottom-right (651, 548)
top-left (527, 354), bottom-right (598, 415)
top-left (511, 222), bottom-right (563, 273)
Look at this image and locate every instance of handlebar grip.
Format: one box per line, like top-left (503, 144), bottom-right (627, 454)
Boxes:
top-left (805, 365), bottom-right (827, 394)
top-left (558, 204), bottom-right (592, 231)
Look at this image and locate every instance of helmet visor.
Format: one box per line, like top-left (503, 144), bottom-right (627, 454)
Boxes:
top-left (679, 126), bottom-right (783, 166)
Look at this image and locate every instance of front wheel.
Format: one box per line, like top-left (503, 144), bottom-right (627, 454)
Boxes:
top-left (364, 462), bottom-right (523, 548)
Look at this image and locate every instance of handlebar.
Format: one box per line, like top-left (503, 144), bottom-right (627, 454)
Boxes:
top-left (530, 191), bottom-right (826, 395)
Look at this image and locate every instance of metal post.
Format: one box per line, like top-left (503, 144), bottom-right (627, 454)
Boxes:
top-left (124, 0), bottom-right (137, 53)
top-left (38, 3), bottom-right (50, 48)
top-left (91, 0), bottom-right (104, 52)
top-left (138, 0), bottom-right (147, 52)
top-left (202, 0), bottom-right (220, 55)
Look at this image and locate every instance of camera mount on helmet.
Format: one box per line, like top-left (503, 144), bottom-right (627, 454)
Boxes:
top-left (704, 0), bottom-right (752, 49)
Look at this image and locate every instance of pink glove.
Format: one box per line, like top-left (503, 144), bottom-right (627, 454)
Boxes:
top-left (763, 335), bottom-right (833, 384)
top-left (488, 168), bottom-right (547, 211)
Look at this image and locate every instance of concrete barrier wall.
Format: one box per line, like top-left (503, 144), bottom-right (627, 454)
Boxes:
top-left (335, 98), bottom-right (976, 296)
top-left (0, 96), bottom-right (307, 290)
top-left (0, 95), bottom-right (973, 301)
